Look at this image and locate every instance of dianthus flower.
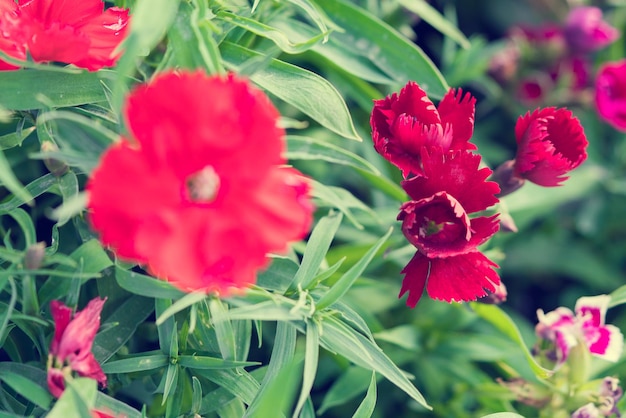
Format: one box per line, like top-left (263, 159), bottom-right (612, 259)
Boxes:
top-left (47, 298), bottom-right (107, 398)
top-left (564, 6), bottom-right (620, 54)
top-left (398, 148), bottom-right (501, 307)
top-left (535, 295), bottom-right (624, 365)
top-left (87, 71), bottom-right (313, 294)
top-left (595, 60), bottom-right (626, 131)
top-left (370, 81), bottom-right (477, 177)
top-left (0, 0), bottom-right (130, 71)
top-left (512, 107), bottom-right (588, 187)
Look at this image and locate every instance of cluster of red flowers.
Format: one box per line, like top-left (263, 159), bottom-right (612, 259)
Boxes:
top-left (371, 82), bottom-right (588, 307)
top-left (0, 0), bottom-right (130, 71)
top-left (87, 71), bottom-right (313, 295)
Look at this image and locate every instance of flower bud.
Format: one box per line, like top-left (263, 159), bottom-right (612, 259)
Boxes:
top-left (41, 141), bottom-right (68, 177)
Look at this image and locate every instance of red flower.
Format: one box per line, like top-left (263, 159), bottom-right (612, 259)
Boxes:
top-left (595, 60), bottom-right (626, 131)
top-left (513, 107), bottom-right (587, 186)
top-left (0, 0), bottom-right (130, 71)
top-left (398, 149), bottom-right (500, 307)
top-left (370, 81), bottom-right (477, 177)
top-left (87, 71), bottom-right (313, 294)
top-left (564, 7), bottom-right (619, 54)
top-left (47, 298), bottom-right (106, 398)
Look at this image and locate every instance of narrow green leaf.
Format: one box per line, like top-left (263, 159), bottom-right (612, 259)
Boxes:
top-left (115, 266), bottom-right (186, 300)
top-left (294, 320), bottom-right (320, 417)
top-left (0, 370), bottom-right (52, 409)
top-left (54, 171), bottom-right (79, 227)
top-left (314, 0), bottom-right (448, 98)
top-left (93, 295), bottom-right (154, 363)
top-left (0, 149), bottom-right (33, 205)
top-left (217, 11), bottom-right (328, 54)
top-left (0, 208), bottom-right (36, 248)
top-left (178, 355), bottom-right (258, 370)
top-left (208, 299), bottom-right (237, 360)
top-left (224, 300), bottom-right (304, 322)
top-left (286, 135), bottom-right (380, 174)
top-left (352, 372), bottom-right (377, 418)
top-left (609, 285), bottom-right (626, 308)
top-left (102, 354), bottom-right (169, 374)
top-left (398, 0), bottom-right (470, 49)
top-left (471, 303), bottom-right (553, 379)
top-left (320, 316), bottom-right (430, 409)
top-left (95, 393), bottom-right (143, 418)
top-left (480, 414), bottom-right (526, 418)
top-left (289, 211), bottom-right (343, 291)
top-left (196, 369), bottom-right (260, 406)
top-left (0, 127), bottom-right (36, 150)
top-left (47, 378), bottom-right (97, 418)
top-left (311, 181), bottom-right (364, 229)
top-left (244, 356), bottom-right (299, 418)
top-left (0, 71), bottom-right (107, 110)
top-left (192, 376), bottom-right (203, 414)
top-left (156, 292), bottom-right (207, 326)
top-left (317, 228), bottom-right (392, 310)
top-left (0, 173), bottom-right (56, 212)
top-left (161, 364), bottom-right (179, 406)
top-left (319, 366), bottom-right (371, 414)
top-left (221, 42), bottom-right (361, 141)
top-left (256, 256), bottom-right (299, 293)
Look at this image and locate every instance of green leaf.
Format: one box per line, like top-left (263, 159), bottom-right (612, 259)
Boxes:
top-left (610, 285), bottom-right (626, 307)
top-left (47, 378), bottom-right (97, 418)
top-left (161, 364), bottom-right (179, 406)
top-left (314, 0), bottom-right (448, 98)
top-left (397, 0), bottom-right (470, 49)
top-left (155, 292), bottom-right (207, 326)
top-left (115, 266), bottom-right (186, 300)
top-left (220, 42), bottom-right (361, 141)
top-left (480, 414), bottom-right (526, 418)
top-left (0, 71), bottom-right (107, 110)
top-left (178, 355), bottom-right (258, 370)
top-left (223, 300), bottom-right (305, 322)
top-left (217, 11), bottom-right (328, 54)
top-left (0, 149), bottom-right (33, 206)
top-left (310, 181), bottom-right (365, 229)
top-left (0, 127), bottom-right (36, 150)
top-left (208, 299), bottom-right (237, 360)
top-left (54, 171), bottom-right (79, 226)
top-left (286, 135), bottom-right (380, 174)
top-left (320, 316), bottom-right (430, 409)
top-left (196, 369), bottom-right (260, 406)
top-left (0, 208), bottom-right (36, 248)
top-left (289, 211), bottom-right (343, 291)
top-left (319, 366), bottom-right (372, 414)
top-left (93, 295), bottom-right (154, 363)
top-left (256, 256), bottom-right (300, 293)
top-left (0, 174), bottom-right (56, 212)
top-left (95, 393), bottom-right (143, 418)
top-left (294, 320), bottom-right (320, 416)
top-left (470, 303), bottom-right (553, 379)
top-left (352, 372), bottom-right (377, 418)
top-left (102, 354), bottom-right (169, 374)
top-left (0, 370), bottom-right (52, 409)
top-left (317, 227), bottom-right (392, 310)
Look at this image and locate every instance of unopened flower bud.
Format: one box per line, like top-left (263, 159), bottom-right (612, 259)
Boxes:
top-left (24, 242), bottom-right (46, 270)
top-left (478, 281), bottom-right (507, 304)
top-left (41, 141), bottom-right (68, 177)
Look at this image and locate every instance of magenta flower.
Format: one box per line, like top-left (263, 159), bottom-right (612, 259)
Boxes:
top-left (398, 149), bottom-right (501, 306)
top-left (564, 7), bottom-right (620, 54)
top-left (595, 60), bottom-right (626, 131)
top-left (535, 295), bottom-right (624, 364)
top-left (370, 81), bottom-right (477, 177)
top-left (513, 107), bottom-right (588, 186)
top-left (47, 298), bottom-right (107, 398)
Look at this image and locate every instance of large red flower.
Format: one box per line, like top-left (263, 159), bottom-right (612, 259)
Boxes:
top-left (513, 107), bottom-right (587, 186)
top-left (370, 81), bottom-right (477, 177)
top-left (0, 0), bottom-right (130, 71)
top-left (87, 71), bottom-right (313, 294)
top-left (47, 298), bottom-right (106, 398)
top-left (398, 149), bottom-right (501, 306)
top-left (595, 60), bottom-right (626, 131)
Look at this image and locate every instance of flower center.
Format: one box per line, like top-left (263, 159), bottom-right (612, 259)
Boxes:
top-left (186, 166), bottom-right (220, 203)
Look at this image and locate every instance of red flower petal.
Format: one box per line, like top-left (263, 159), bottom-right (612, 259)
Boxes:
top-left (514, 107), bottom-right (588, 186)
top-left (426, 252), bottom-right (500, 302)
top-left (0, 0), bottom-right (26, 70)
top-left (399, 252), bottom-right (430, 308)
top-left (401, 149), bottom-right (500, 213)
top-left (49, 300), bottom-right (73, 355)
top-left (437, 88), bottom-right (477, 149)
top-left (56, 298), bottom-right (105, 362)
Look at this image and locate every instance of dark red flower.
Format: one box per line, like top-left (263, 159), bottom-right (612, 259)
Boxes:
top-left (564, 6), bottom-right (619, 54)
top-left (370, 81), bottom-right (477, 177)
top-left (47, 298), bottom-right (106, 398)
top-left (0, 0), bottom-right (130, 71)
top-left (513, 107), bottom-right (587, 186)
top-left (398, 149), bottom-right (500, 306)
top-left (87, 71), bottom-right (313, 294)
top-left (595, 60), bottom-right (626, 131)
